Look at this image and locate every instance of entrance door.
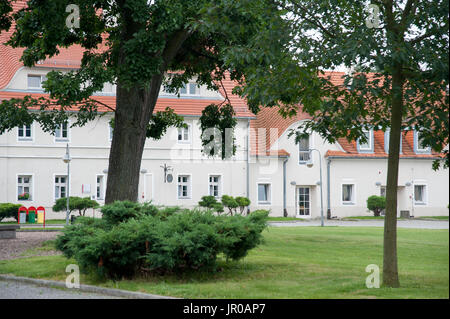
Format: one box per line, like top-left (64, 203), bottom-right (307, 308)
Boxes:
top-left (297, 187), bottom-right (311, 217)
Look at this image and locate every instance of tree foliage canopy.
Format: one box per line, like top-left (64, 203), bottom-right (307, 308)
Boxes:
top-left (0, 0), bottom-right (312, 154)
top-left (278, 0), bottom-right (449, 168)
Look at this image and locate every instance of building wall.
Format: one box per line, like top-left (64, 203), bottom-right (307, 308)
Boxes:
top-left (328, 158), bottom-right (449, 217)
top-left (0, 113), bottom-right (250, 219)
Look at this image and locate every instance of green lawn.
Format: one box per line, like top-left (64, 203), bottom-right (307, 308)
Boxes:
top-left (342, 216), bottom-right (449, 221)
top-left (0, 227), bottom-right (448, 299)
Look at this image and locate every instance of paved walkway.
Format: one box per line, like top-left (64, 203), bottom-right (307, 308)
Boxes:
top-left (269, 219), bottom-right (449, 229)
top-left (0, 280), bottom-right (122, 299)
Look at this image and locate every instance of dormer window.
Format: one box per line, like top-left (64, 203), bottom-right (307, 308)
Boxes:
top-left (27, 74), bottom-right (46, 89)
top-left (180, 83), bottom-right (199, 95)
top-left (384, 129), bottom-right (402, 154)
top-left (357, 129), bottom-right (373, 153)
top-left (414, 130), bottom-right (431, 154)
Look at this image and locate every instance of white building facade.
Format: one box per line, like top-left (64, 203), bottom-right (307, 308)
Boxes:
top-left (1, 45), bottom-right (448, 219)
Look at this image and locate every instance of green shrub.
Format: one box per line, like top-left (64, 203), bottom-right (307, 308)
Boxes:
top-left (0, 203), bottom-right (22, 222)
top-left (199, 195), bottom-right (218, 208)
top-left (367, 195), bottom-right (386, 216)
top-left (235, 196), bottom-right (251, 215)
top-left (53, 196), bottom-right (100, 217)
top-left (55, 203), bottom-right (269, 279)
top-left (221, 195), bottom-right (239, 215)
top-left (101, 200), bottom-right (157, 225)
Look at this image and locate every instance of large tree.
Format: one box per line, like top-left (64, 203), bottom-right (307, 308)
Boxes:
top-left (266, 0), bottom-right (448, 287)
top-left (0, 0), bottom-right (307, 204)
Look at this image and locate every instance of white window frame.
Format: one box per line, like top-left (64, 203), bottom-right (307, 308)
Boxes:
top-left (298, 134), bottom-right (311, 164)
top-left (413, 183), bottom-right (428, 206)
top-left (54, 174), bottom-right (68, 201)
top-left (17, 123), bottom-right (34, 141)
top-left (208, 174), bottom-right (223, 198)
top-left (27, 74), bottom-right (46, 90)
top-left (17, 174), bottom-right (34, 202)
top-left (54, 120), bottom-right (70, 142)
top-left (177, 123), bottom-right (191, 144)
top-left (257, 182), bottom-right (272, 205)
top-left (414, 130), bottom-right (431, 154)
top-left (357, 129), bottom-right (373, 152)
top-left (177, 174), bottom-right (192, 199)
top-left (95, 174), bottom-right (106, 201)
top-left (341, 183), bottom-right (356, 205)
top-left (384, 129), bottom-right (403, 154)
top-left (108, 122), bottom-right (114, 142)
top-left (179, 82), bottom-right (200, 96)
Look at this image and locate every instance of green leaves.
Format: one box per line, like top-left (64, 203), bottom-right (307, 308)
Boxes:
top-left (199, 104), bottom-right (237, 159)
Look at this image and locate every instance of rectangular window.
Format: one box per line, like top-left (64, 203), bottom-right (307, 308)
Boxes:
top-left (179, 83), bottom-right (187, 94)
top-left (189, 83), bottom-right (198, 95)
top-left (298, 135), bottom-right (310, 163)
top-left (209, 175), bottom-right (221, 197)
top-left (17, 175), bottom-right (32, 201)
top-left (54, 176), bottom-right (67, 199)
top-left (257, 183), bottom-right (271, 204)
top-left (178, 175), bottom-right (191, 199)
top-left (415, 131), bottom-right (430, 153)
top-left (358, 130), bottom-right (372, 151)
top-left (27, 75), bottom-right (45, 89)
top-left (177, 124), bottom-right (190, 142)
top-left (96, 175), bottom-right (105, 200)
top-left (109, 123), bottom-right (114, 141)
top-left (18, 124), bottom-right (32, 140)
top-left (380, 186), bottom-right (386, 197)
top-left (55, 122), bottom-right (69, 141)
top-left (179, 82), bottom-right (199, 95)
top-left (414, 185), bottom-right (426, 204)
top-left (342, 184), bottom-right (355, 204)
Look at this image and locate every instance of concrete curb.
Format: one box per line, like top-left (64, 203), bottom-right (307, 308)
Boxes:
top-left (0, 274), bottom-right (179, 299)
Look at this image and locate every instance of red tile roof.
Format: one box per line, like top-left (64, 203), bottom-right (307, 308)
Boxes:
top-left (0, 1), bottom-right (254, 118)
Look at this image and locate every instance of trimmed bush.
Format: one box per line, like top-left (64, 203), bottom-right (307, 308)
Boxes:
top-left (55, 203), bottom-right (269, 279)
top-left (0, 203), bottom-right (22, 222)
top-left (53, 196), bottom-right (100, 217)
top-left (221, 195), bottom-right (239, 215)
top-left (367, 195), bottom-right (386, 216)
top-left (235, 196), bottom-right (251, 215)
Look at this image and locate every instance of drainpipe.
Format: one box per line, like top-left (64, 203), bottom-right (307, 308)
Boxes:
top-left (327, 158), bottom-right (331, 219)
top-left (246, 119), bottom-right (250, 214)
top-left (283, 157), bottom-right (289, 217)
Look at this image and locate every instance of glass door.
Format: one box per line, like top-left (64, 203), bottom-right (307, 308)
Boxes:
top-left (297, 187), bottom-right (311, 217)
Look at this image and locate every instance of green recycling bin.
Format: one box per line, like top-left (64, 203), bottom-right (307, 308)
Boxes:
top-left (28, 212), bottom-right (36, 223)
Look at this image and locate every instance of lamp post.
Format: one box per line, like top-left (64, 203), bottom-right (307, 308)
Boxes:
top-left (62, 144), bottom-right (71, 225)
top-left (306, 148), bottom-right (324, 227)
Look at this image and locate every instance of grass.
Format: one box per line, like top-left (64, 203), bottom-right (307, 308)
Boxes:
top-left (341, 215), bottom-right (449, 221)
top-left (415, 216), bottom-right (449, 221)
top-left (267, 217), bottom-right (305, 221)
top-left (19, 240), bottom-right (58, 257)
top-left (0, 227), bottom-right (448, 299)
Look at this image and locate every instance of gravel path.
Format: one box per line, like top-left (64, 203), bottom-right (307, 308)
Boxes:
top-left (0, 280), bottom-right (122, 299)
top-left (0, 231), bottom-right (62, 260)
top-left (269, 219), bottom-right (449, 229)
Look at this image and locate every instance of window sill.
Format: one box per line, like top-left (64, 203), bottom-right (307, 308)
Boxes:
top-left (342, 202), bottom-right (355, 205)
top-left (258, 202), bottom-right (271, 205)
top-left (414, 202), bottom-right (427, 206)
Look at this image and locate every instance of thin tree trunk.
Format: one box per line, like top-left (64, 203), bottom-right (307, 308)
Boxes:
top-left (383, 67), bottom-right (403, 288)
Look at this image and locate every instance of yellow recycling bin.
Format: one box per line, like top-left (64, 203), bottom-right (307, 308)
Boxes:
top-left (37, 212), bottom-right (44, 224)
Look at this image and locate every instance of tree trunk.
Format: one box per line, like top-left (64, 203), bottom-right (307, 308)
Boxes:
top-left (105, 78), bottom-right (162, 204)
top-left (382, 67), bottom-right (404, 288)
